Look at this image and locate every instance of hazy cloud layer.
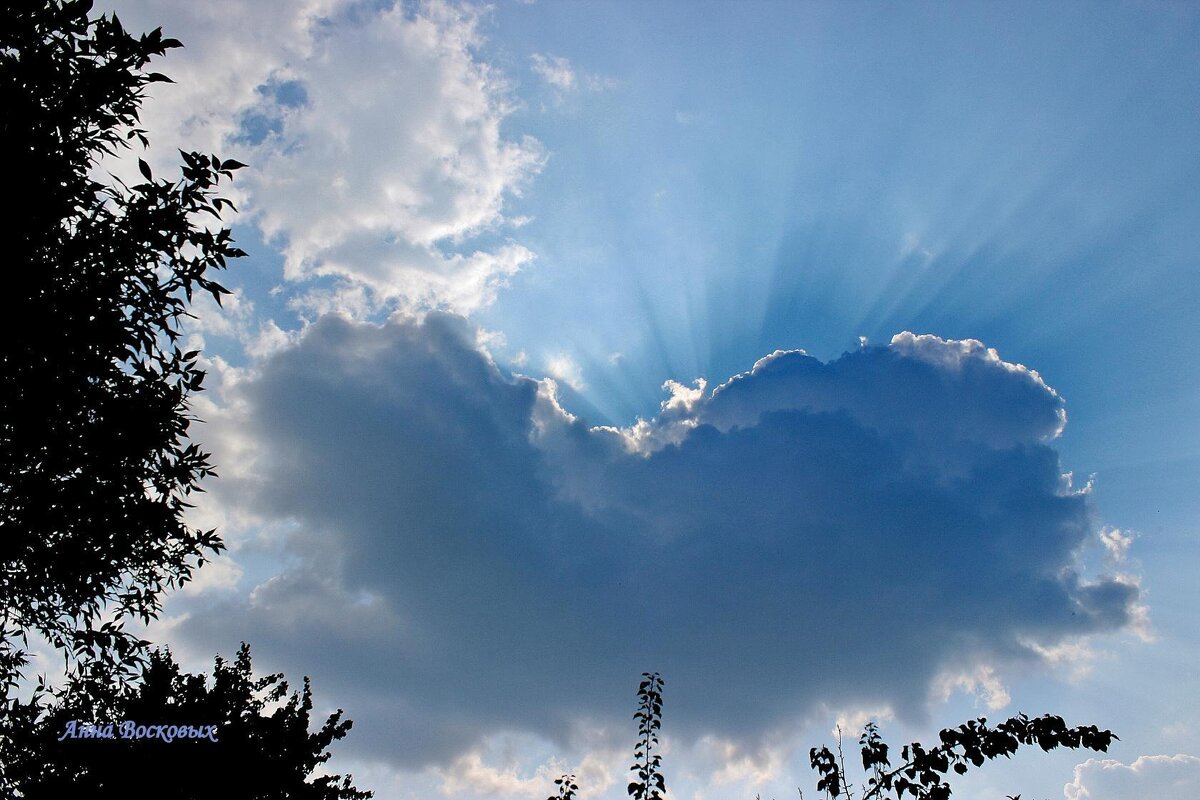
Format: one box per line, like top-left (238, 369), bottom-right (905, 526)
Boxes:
top-left (175, 314), bottom-right (1142, 767)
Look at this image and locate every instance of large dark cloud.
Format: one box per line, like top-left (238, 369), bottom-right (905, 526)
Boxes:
top-left (181, 313), bottom-right (1139, 766)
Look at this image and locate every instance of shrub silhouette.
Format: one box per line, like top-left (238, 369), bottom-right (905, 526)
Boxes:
top-left (9, 644), bottom-right (371, 799)
top-left (548, 773), bottom-right (580, 800)
top-left (628, 672), bottom-right (667, 800)
top-left (551, 674), bottom-right (1114, 800)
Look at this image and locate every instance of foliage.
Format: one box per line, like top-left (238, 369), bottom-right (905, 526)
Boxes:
top-left (0, 0), bottom-right (259, 793)
top-left (0, 0), bottom-right (245, 700)
top-left (7, 643), bottom-right (371, 799)
top-left (809, 716), bottom-right (1117, 800)
top-left (628, 671), bottom-right (666, 800)
top-left (548, 773), bottom-right (579, 800)
top-left (547, 674), bottom-right (1115, 800)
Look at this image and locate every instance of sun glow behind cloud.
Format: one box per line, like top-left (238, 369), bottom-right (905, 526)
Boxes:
top-left (468, 2), bottom-right (1200, 441)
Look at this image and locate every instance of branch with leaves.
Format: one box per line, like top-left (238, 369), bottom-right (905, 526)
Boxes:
top-left (810, 715), bottom-right (1117, 800)
top-left (628, 672), bottom-right (666, 800)
top-left (549, 773), bottom-right (579, 800)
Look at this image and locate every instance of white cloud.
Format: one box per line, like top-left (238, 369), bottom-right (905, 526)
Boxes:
top-left (530, 52), bottom-right (616, 98)
top-left (247, 1), bottom-right (544, 316)
top-left (933, 664), bottom-right (1011, 711)
top-left (178, 554), bottom-right (245, 597)
top-left (832, 708), bottom-right (895, 740)
top-left (104, 0), bottom-right (544, 317)
top-left (183, 289), bottom-right (258, 341)
top-left (1018, 638), bottom-right (1098, 682)
top-left (180, 289), bottom-right (301, 361)
top-left (246, 319), bottom-right (302, 360)
top-left (1099, 526), bottom-right (1134, 563)
top-left (425, 733), bottom-right (619, 800)
top-left (436, 751), bottom-right (559, 798)
top-left (696, 734), bottom-right (786, 788)
top-left (100, 0), bottom-right (343, 191)
top-left (1065, 754), bottom-right (1200, 799)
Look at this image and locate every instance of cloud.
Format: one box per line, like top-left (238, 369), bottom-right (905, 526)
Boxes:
top-left (105, 0), bottom-right (543, 317)
top-left (1099, 526), bottom-right (1134, 563)
top-left (247, 2), bottom-right (543, 315)
top-left (1065, 754), bottom-right (1200, 799)
top-left (530, 53), bottom-right (577, 92)
top-left (176, 316), bottom-right (1142, 769)
top-left (100, 0), bottom-right (343, 194)
top-left (545, 353), bottom-right (586, 390)
top-left (178, 555), bottom-right (245, 597)
top-left (931, 664), bottom-right (1011, 710)
top-left (529, 52), bottom-right (617, 101)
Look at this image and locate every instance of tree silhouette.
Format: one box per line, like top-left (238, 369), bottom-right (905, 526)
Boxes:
top-left (0, 0), bottom-right (256, 792)
top-left (8, 644), bottom-right (371, 799)
top-left (1, 0), bottom-right (243, 705)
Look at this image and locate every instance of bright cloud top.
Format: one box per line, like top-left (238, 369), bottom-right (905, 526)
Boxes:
top-left (181, 314), bottom-right (1142, 768)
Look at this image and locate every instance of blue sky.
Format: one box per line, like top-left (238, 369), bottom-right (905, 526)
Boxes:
top-left (89, 1), bottom-right (1200, 798)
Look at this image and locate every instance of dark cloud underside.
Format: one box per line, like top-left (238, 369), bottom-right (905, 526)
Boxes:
top-left (184, 313), bottom-right (1137, 766)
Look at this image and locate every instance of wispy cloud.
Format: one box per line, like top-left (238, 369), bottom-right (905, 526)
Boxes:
top-left (530, 51), bottom-right (617, 101)
top-left (530, 53), bottom-right (576, 92)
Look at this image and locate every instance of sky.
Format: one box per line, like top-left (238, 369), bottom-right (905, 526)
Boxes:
top-left (77, 1), bottom-right (1200, 798)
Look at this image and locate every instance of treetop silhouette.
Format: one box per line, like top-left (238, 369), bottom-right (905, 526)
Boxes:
top-left (10, 644), bottom-right (371, 799)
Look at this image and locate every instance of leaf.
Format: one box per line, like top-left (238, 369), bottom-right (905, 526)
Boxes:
top-left (138, 158), bottom-right (152, 181)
